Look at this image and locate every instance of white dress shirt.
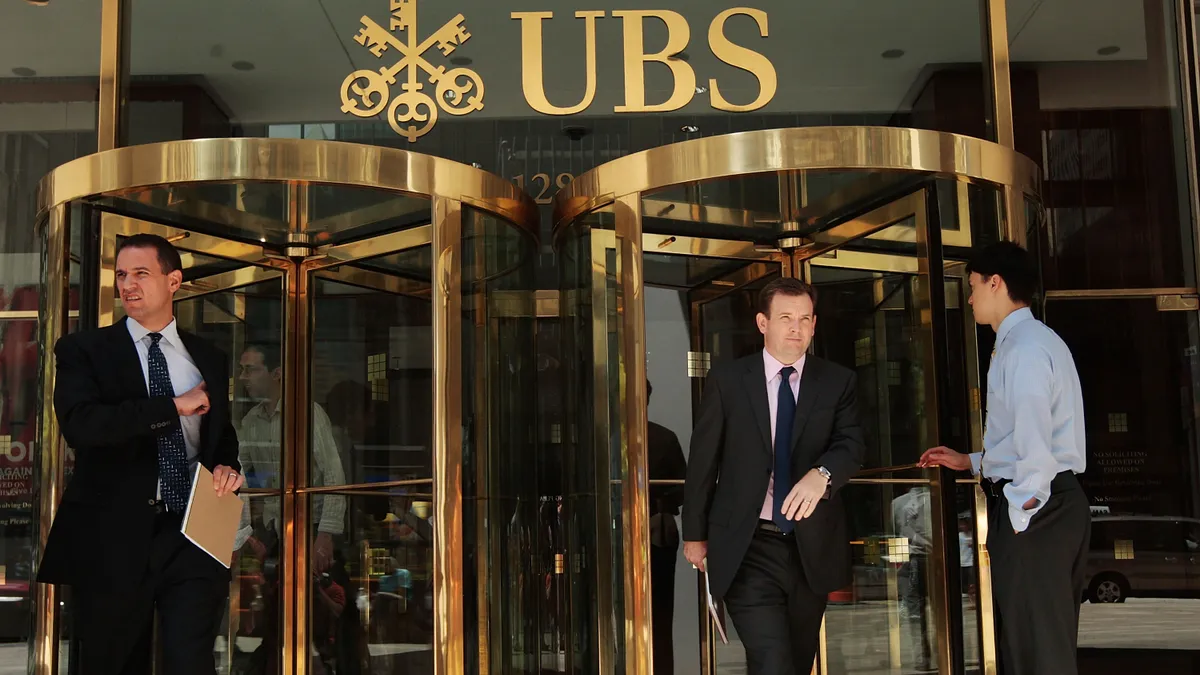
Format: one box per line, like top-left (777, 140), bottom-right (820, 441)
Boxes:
top-left (968, 307), bottom-right (1086, 533)
top-left (126, 317), bottom-right (203, 497)
top-left (761, 349), bottom-right (804, 520)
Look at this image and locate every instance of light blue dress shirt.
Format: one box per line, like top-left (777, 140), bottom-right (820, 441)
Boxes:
top-left (968, 307), bottom-right (1086, 533)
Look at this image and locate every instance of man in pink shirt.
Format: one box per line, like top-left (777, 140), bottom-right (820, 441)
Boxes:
top-left (683, 277), bottom-right (865, 675)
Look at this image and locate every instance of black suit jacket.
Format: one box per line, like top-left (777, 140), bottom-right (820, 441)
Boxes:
top-left (37, 317), bottom-right (241, 588)
top-left (682, 353), bottom-right (865, 599)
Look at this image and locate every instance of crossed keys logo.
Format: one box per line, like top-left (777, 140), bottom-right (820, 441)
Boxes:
top-left (339, 0), bottom-right (485, 142)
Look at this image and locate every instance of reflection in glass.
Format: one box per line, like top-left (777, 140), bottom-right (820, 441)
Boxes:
top-left (172, 276), bottom-right (283, 674)
top-left (310, 490), bottom-right (435, 674)
top-left (461, 206), bottom-right (538, 673)
top-left (1045, 298), bottom-right (1200, 655)
top-left (825, 482), bottom-right (939, 675)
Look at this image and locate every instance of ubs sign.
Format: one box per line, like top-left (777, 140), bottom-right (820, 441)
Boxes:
top-left (340, 0), bottom-right (777, 141)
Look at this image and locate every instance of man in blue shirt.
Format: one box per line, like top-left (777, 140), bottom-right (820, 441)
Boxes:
top-left (920, 241), bottom-right (1089, 675)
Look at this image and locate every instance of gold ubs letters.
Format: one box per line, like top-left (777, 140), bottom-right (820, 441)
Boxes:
top-left (512, 8), bottom-right (777, 115)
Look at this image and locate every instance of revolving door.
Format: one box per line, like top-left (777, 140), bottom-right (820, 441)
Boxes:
top-left (31, 138), bottom-right (539, 675)
top-left (552, 127), bottom-right (1041, 675)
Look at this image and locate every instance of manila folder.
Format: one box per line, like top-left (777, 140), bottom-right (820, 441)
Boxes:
top-left (180, 465), bottom-right (243, 568)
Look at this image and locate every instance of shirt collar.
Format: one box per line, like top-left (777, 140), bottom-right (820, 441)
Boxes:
top-left (995, 306), bottom-right (1033, 350)
top-left (763, 349), bottom-right (805, 382)
top-left (126, 316), bottom-right (181, 348)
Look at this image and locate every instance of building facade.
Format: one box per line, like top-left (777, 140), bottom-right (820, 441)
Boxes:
top-left (3, 0), bottom-right (1200, 674)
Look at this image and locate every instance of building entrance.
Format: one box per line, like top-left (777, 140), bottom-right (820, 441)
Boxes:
top-left (33, 128), bottom-right (1040, 675)
top-left (32, 138), bottom-right (540, 675)
top-left (552, 126), bottom-right (1040, 674)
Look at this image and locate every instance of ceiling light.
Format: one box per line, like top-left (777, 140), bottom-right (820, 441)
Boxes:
top-left (681, 124), bottom-right (699, 133)
top-left (11, 67), bottom-right (36, 77)
top-left (1097, 46), bottom-right (1121, 56)
top-left (881, 49), bottom-right (905, 59)
top-left (450, 56), bottom-right (473, 66)
top-left (232, 61), bottom-right (256, 71)
top-left (695, 85), bottom-right (708, 94)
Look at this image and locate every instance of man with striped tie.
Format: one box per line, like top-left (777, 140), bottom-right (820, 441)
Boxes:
top-left (37, 234), bottom-right (244, 675)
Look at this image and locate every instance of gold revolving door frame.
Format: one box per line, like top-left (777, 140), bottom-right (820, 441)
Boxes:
top-left (31, 138), bottom-right (538, 675)
top-left (552, 126), bottom-right (1041, 675)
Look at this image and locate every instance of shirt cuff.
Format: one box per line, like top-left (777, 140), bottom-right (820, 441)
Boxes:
top-left (969, 452), bottom-right (983, 476)
top-left (1003, 484), bottom-right (1045, 533)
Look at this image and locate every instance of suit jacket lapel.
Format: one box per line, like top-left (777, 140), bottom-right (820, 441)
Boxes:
top-left (742, 359), bottom-right (772, 456)
top-left (790, 357), bottom-right (822, 450)
top-left (110, 318), bottom-right (150, 400)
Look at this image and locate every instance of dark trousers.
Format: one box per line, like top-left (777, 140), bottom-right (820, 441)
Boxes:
top-left (650, 543), bottom-right (677, 675)
top-left (724, 527), bottom-right (827, 675)
top-left (73, 510), bottom-right (229, 675)
top-left (987, 472), bottom-right (1090, 675)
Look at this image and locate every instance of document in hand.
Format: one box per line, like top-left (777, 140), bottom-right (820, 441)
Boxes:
top-left (181, 465), bottom-right (244, 568)
top-left (703, 558), bottom-right (729, 644)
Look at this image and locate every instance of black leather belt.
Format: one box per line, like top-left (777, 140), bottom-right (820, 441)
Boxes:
top-left (757, 519), bottom-right (792, 535)
top-left (983, 470), bottom-right (1075, 500)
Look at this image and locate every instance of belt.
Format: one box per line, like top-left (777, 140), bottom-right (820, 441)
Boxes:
top-left (756, 519), bottom-right (793, 535)
top-left (983, 470), bottom-right (1076, 500)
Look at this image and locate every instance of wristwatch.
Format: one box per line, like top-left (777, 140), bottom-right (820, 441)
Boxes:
top-left (816, 466), bottom-right (832, 483)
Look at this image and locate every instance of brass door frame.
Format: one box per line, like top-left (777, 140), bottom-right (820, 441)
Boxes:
top-left (32, 137), bottom-right (538, 675)
top-left (553, 127), bottom-right (1035, 675)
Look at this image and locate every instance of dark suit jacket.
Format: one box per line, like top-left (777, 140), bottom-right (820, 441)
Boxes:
top-left (37, 316), bottom-right (241, 588)
top-left (682, 353), bottom-right (865, 599)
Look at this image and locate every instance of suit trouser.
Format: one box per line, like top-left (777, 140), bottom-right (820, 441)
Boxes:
top-left (987, 472), bottom-right (1090, 675)
top-left (73, 509), bottom-right (229, 675)
top-left (724, 526), bottom-right (827, 675)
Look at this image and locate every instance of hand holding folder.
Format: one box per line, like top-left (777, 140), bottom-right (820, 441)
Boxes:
top-left (181, 465), bottom-right (245, 568)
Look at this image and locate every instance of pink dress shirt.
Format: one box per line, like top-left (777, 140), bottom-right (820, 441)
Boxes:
top-left (761, 349), bottom-right (805, 520)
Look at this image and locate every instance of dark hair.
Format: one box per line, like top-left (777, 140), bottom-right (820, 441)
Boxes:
top-left (965, 241), bottom-right (1038, 305)
top-left (646, 380), bottom-right (653, 399)
top-left (116, 234), bottom-right (183, 275)
top-left (757, 277), bottom-right (817, 316)
top-left (244, 342), bottom-right (282, 371)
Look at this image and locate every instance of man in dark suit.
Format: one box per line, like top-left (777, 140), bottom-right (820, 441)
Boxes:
top-left (683, 277), bottom-right (865, 675)
top-left (37, 233), bottom-right (244, 675)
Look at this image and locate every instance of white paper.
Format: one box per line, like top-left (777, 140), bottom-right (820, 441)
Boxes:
top-left (703, 558), bottom-right (729, 644)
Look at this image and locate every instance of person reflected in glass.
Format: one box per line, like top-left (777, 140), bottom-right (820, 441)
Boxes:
top-left (235, 343), bottom-right (348, 670)
top-left (920, 242), bottom-right (1089, 675)
top-left (892, 486), bottom-right (932, 671)
top-left (646, 379), bottom-right (687, 675)
top-left (682, 278), bottom-right (865, 675)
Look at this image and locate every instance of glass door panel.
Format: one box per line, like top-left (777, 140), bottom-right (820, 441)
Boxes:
top-left (306, 247), bottom-right (435, 674)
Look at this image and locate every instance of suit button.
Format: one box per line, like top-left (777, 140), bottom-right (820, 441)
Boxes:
top-left (148, 499), bottom-right (156, 506)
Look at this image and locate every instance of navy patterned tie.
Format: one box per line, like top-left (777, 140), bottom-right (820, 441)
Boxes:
top-left (148, 333), bottom-right (191, 512)
top-left (773, 366), bottom-right (796, 533)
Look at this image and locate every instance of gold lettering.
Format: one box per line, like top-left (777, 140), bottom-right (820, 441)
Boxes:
top-left (514, 11), bottom-right (604, 116)
top-left (707, 8), bottom-right (776, 112)
top-left (612, 10), bottom-right (695, 113)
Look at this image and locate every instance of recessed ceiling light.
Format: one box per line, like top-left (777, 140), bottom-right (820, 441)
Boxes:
top-left (232, 61), bottom-right (256, 71)
top-left (1097, 45), bottom-right (1121, 56)
top-left (695, 85), bottom-right (708, 94)
top-left (681, 124), bottom-right (699, 133)
top-left (11, 67), bottom-right (36, 77)
top-left (450, 56), bottom-right (472, 66)
top-left (676, 52), bottom-right (691, 62)
top-left (881, 49), bottom-right (905, 59)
